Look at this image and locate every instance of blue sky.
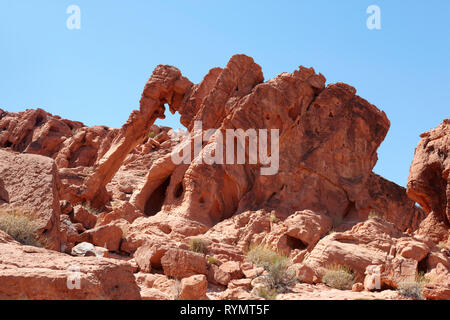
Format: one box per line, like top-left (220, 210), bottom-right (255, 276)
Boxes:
top-left (0, 0), bottom-right (449, 187)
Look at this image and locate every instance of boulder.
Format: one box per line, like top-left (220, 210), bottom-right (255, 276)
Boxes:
top-left (0, 150), bottom-right (61, 250)
top-left (178, 275), bottom-right (208, 300)
top-left (161, 248), bottom-right (207, 279)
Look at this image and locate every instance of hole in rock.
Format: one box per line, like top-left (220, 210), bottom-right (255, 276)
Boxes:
top-left (418, 256), bottom-right (428, 274)
top-left (286, 235), bottom-right (308, 251)
top-left (174, 182), bottom-right (183, 198)
top-left (144, 176), bottom-right (171, 216)
top-left (4, 141), bottom-right (12, 148)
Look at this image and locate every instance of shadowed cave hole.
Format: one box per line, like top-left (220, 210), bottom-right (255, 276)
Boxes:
top-left (286, 235), bottom-right (308, 251)
top-left (144, 176), bottom-right (171, 216)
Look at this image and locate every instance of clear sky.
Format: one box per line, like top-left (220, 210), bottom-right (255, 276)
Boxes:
top-left (1, 0), bottom-right (449, 187)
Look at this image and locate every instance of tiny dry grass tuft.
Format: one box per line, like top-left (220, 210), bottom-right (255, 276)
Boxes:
top-left (398, 272), bottom-right (429, 300)
top-left (148, 131), bottom-right (156, 139)
top-left (437, 241), bottom-right (447, 251)
top-left (322, 264), bottom-right (355, 290)
top-left (189, 237), bottom-right (208, 254)
top-left (368, 209), bottom-right (385, 221)
top-left (171, 279), bottom-right (182, 300)
top-left (80, 202), bottom-right (101, 216)
top-left (269, 212), bottom-right (279, 224)
top-left (254, 286), bottom-right (278, 300)
top-left (246, 244), bottom-right (296, 292)
top-left (0, 207), bottom-right (45, 247)
top-left (207, 256), bottom-right (218, 265)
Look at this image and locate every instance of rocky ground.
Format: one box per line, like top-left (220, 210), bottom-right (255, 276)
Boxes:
top-left (0, 54), bottom-right (448, 300)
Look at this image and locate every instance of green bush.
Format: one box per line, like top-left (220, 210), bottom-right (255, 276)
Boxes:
top-left (0, 208), bottom-right (44, 247)
top-left (322, 265), bottom-right (355, 290)
top-left (189, 237), bottom-right (208, 254)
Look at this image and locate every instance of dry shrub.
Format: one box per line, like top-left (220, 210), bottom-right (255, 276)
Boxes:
top-left (254, 286), bottom-right (278, 300)
top-left (246, 244), bottom-right (296, 292)
top-left (321, 264), bottom-right (355, 290)
top-left (189, 237), bottom-right (208, 254)
top-left (0, 207), bottom-right (45, 247)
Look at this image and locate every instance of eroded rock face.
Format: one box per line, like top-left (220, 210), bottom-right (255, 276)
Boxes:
top-left (0, 150), bottom-right (61, 250)
top-left (407, 119), bottom-right (450, 242)
top-left (0, 231), bottom-right (140, 300)
top-left (0, 54), bottom-right (444, 300)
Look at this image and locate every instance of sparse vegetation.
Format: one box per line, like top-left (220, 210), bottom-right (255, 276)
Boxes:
top-left (148, 131), bottom-right (156, 139)
top-left (437, 241), bottom-right (447, 251)
top-left (246, 244), bottom-right (296, 292)
top-left (397, 272), bottom-right (429, 300)
top-left (397, 282), bottom-right (425, 300)
top-left (0, 208), bottom-right (45, 247)
top-left (321, 264), bottom-right (355, 290)
top-left (368, 209), bottom-right (385, 221)
top-left (80, 202), bottom-right (101, 216)
top-left (171, 279), bottom-right (182, 300)
top-left (207, 256), bottom-right (218, 265)
top-left (254, 286), bottom-right (278, 300)
top-left (189, 237), bottom-right (208, 254)
top-left (269, 212), bottom-right (279, 224)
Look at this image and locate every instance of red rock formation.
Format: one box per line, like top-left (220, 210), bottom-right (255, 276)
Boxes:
top-left (0, 231), bottom-right (140, 299)
top-left (407, 119), bottom-right (450, 242)
top-left (1, 54), bottom-right (445, 300)
top-left (0, 150), bottom-right (61, 250)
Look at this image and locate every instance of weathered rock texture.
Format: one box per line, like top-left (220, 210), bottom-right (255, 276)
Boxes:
top-left (407, 119), bottom-right (450, 242)
top-left (0, 54), bottom-right (447, 300)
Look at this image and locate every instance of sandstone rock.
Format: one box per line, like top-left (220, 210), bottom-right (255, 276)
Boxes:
top-left (0, 150), bottom-right (61, 250)
top-left (71, 242), bottom-right (108, 257)
top-left (407, 119), bottom-right (450, 241)
top-left (161, 248), bottom-right (207, 279)
top-left (219, 261), bottom-right (244, 280)
top-left (219, 287), bottom-right (262, 300)
top-left (207, 264), bottom-right (231, 286)
top-left (85, 224), bottom-right (122, 252)
top-left (352, 283), bottom-right (364, 292)
top-left (72, 205), bottom-right (97, 229)
top-left (0, 235), bottom-right (140, 299)
top-left (179, 274), bottom-right (208, 300)
top-left (284, 210), bottom-right (332, 247)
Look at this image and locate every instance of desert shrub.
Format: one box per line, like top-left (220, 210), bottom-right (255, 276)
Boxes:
top-left (437, 241), bottom-right (447, 251)
top-left (80, 202), bottom-right (101, 216)
top-left (254, 286), bottom-right (278, 300)
top-left (246, 244), bottom-right (296, 292)
top-left (398, 271), bottom-right (429, 300)
top-left (189, 237), bottom-right (208, 254)
top-left (322, 265), bottom-right (355, 290)
top-left (207, 256), bottom-right (218, 265)
top-left (269, 212), bottom-right (279, 224)
top-left (0, 208), bottom-right (44, 247)
top-left (397, 282), bottom-right (425, 300)
top-left (172, 279), bottom-right (182, 300)
top-left (368, 209), bottom-right (385, 221)
top-left (148, 131), bottom-right (156, 139)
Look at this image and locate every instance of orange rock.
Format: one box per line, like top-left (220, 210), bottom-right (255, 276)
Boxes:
top-left (0, 232), bottom-right (140, 299)
top-left (85, 224), bottom-right (122, 252)
top-left (72, 205), bottom-right (97, 229)
top-left (179, 275), bottom-right (208, 300)
top-left (0, 150), bottom-right (61, 250)
top-left (161, 248), bottom-right (207, 279)
top-left (407, 119), bottom-right (450, 241)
